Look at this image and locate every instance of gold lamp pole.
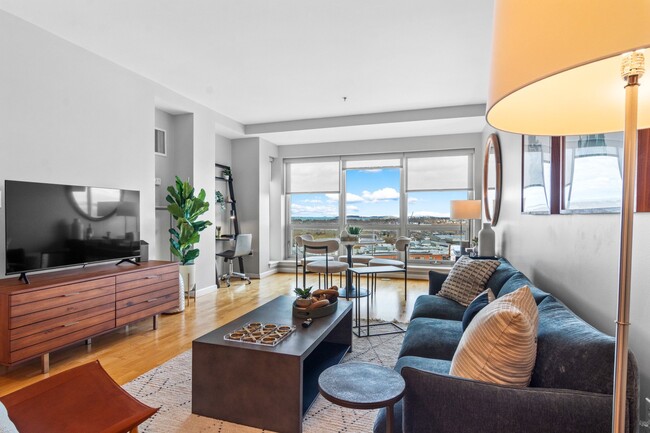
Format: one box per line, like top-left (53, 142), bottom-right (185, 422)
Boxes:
top-left (486, 2), bottom-right (650, 432)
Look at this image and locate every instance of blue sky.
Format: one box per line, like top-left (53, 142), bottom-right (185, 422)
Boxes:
top-left (290, 168), bottom-right (467, 218)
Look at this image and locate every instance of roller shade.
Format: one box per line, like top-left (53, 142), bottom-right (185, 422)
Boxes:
top-left (406, 154), bottom-right (470, 192)
top-left (286, 160), bottom-right (340, 194)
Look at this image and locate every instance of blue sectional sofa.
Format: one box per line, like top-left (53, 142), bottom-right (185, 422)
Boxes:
top-left (374, 258), bottom-right (639, 433)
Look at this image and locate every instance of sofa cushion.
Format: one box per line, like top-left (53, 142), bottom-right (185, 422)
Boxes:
top-left (438, 256), bottom-right (500, 306)
top-left (399, 318), bottom-right (463, 361)
top-left (410, 295), bottom-right (466, 321)
top-left (450, 286), bottom-right (539, 387)
top-left (531, 296), bottom-right (633, 393)
top-left (496, 271), bottom-right (549, 305)
top-left (461, 288), bottom-right (495, 331)
top-left (485, 258), bottom-right (519, 292)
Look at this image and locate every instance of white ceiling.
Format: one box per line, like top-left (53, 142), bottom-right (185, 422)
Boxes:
top-left (0, 0), bottom-right (495, 143)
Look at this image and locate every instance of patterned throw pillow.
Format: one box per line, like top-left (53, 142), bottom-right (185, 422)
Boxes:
top-left (450, 286), bottom-right (539, 387)
top-left (461, 288), bottom-right (495, 331)
top-left (438, 256), bottom-right (500, 306)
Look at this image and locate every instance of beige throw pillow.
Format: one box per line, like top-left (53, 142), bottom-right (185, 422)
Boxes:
top-left (450, 285), bottom-right (539, 387)
top-left (438, 256), bottom-right (500, 306)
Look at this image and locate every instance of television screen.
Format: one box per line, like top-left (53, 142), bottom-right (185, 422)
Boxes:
top-left (5, 180), bottom-right (140, 275)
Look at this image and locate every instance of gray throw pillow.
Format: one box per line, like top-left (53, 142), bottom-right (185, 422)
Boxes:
top-left (438, 256), bottom-right (500, 306)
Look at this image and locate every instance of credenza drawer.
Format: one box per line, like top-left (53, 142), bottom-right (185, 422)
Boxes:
top-left (10, 277), bottom-right (115, 307)
top-left (116, 298), bottom-right (179, 328)
top-left (11, 288), bottom-right (116, 324)
top-left (10, 302), bottom-right (115, 341)
top-left (115, 264), bottom-right (178, 286)
top-left (116, 272), bottom-right (177, 298)
top-left (10, 318), bottom-right (115, 363)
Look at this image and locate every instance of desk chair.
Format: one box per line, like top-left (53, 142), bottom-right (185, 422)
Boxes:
top-left (217, 234), bottom-right (253, 287)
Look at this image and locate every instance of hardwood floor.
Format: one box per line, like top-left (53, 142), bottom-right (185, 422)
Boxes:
top-left (0, 272), bottom-right (429, 396)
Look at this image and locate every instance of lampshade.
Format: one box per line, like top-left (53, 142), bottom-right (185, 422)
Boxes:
top-left (487, 0), bottom-right (650, 136)
top-left (450, 200), bottom-right (481, 220)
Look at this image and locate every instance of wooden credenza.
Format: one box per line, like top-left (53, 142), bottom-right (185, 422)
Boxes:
top-left (0, 261), bottom-right (179, 373)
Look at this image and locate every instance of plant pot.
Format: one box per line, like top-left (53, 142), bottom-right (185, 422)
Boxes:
top-left (180, 263), bottom-right (196, 299)
top-left (295, 298), bottom-right (312, 308)
top-left (164, 273), bottom-right (186, 314)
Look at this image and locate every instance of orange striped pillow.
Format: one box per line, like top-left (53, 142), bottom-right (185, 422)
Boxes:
top-left (450, 286), bottom-right (539, 387)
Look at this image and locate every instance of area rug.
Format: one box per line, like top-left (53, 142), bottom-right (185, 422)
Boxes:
top-left (123, 322), bottom-right (405, 433)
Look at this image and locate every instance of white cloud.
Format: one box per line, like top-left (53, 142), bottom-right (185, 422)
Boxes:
top-left (408, 197), bottom-right (418, 203)
top-left (290, 203), bottom-right (338, 217)
top-left (410, 210), bottom-right (450, 218)
top-left (347, 205), bottom-right (360, 212)
top-left (361, 187), bottom-right (400, 202)
top-left (345, 193), bottom-right (364, 203)
top-left (302, 199), bottom-right (322, 204)
top-left (325, 193), bottom-right (339, 202)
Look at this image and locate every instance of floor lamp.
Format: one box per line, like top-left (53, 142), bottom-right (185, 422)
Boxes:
top-left (486, 2), bottom-right (650, 432)
top-left (450, 200), bottom-right (481, 252)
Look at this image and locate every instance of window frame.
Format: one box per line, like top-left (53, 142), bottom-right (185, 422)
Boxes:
top-left (521, 129), bottom-right (650, 215)
top-left (284, 150), bottom-right (476, 265)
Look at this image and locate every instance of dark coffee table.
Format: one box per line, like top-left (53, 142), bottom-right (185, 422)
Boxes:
top-left (192, 295), bottom-right (353, 433)
top-left (318, 362), bottom-right (405, 433)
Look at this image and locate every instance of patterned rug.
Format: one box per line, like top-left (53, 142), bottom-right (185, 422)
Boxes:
top-left (123, 322), bottom-right (405, 433)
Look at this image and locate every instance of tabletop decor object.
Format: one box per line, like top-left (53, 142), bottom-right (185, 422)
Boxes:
top-left (486, 2), bottom-right (650, 430)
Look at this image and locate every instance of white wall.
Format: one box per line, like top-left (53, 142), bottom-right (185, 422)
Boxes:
top-left (0, 10), bottom-right (154, 275)
top-left (230, 137), bottom-right (279, 277)
top-left (0, 10), bottom-right (237, 292)
top-left (484, 126), bottom-right (650, 407)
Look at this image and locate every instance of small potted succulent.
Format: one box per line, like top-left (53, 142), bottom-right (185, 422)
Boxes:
top-left (293, 286), bottom-right (313, 307)
top-left (341, 226), bottom-right (361, 244)
top-left (222, 168), bottom-right (232, 180)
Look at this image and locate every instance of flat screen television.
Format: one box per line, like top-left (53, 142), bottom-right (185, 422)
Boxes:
top-left (5, 180), bottom-right (140, 276)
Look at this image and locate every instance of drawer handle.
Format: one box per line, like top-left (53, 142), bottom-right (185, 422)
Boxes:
top-left (145, 276), bottom-right (161, 279)
top-left (62, 292), bottom-right (81, 297)
top-left (147, 298), bottom-right (159, 303)
top-left (62, 322), bottom-right (79, 328)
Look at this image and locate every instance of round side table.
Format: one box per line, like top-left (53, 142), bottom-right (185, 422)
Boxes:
top-left (318, 362), bottom-right (405, 433)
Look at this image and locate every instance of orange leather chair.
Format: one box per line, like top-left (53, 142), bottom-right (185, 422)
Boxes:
top-left (0, 360), bottom-right (157, 433)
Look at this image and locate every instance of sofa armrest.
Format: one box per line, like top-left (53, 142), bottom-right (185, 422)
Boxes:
top-left (401, 367), bottom-right (626, 433)
top-left (428, 270), bottom-right (446, 295)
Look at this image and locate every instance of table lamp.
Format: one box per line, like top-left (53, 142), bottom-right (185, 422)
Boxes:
top-left (486, 2), bottom-right (650, 432)
top-left (450, 199), bottom-right (482, 249)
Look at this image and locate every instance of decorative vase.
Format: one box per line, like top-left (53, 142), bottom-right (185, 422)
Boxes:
top-left (164, 273), bottom-right (186, 314)
top-left (478, 222), bottom-right (496, 257)
top-left (179, 264), bottom-right (196, 299)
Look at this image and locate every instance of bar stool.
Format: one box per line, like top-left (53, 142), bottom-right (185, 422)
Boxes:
top-left (303, 239), bottom-right (348, 288)
top-left (368, 236), bottom-right (410, 298)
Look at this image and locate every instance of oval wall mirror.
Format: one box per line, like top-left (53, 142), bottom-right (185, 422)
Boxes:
top-left (483, 133), bottom-right (502, 226)
top-left (68, 186), bottom-right (123, 221)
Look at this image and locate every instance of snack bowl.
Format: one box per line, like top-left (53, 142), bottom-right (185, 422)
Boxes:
top-left (227, 332), bottom-right (244, 340)
top-left (260, 336), bottom-right (277, 345)
top-left (293, 298), bottom-right (338, 319)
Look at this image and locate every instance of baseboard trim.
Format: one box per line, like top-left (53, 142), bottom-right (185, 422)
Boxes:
top-left (196, 284), bottom-right (218, 297)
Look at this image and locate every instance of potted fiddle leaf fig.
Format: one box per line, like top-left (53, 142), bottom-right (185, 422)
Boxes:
top-left (167, 176), bottom-right (212, 310)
